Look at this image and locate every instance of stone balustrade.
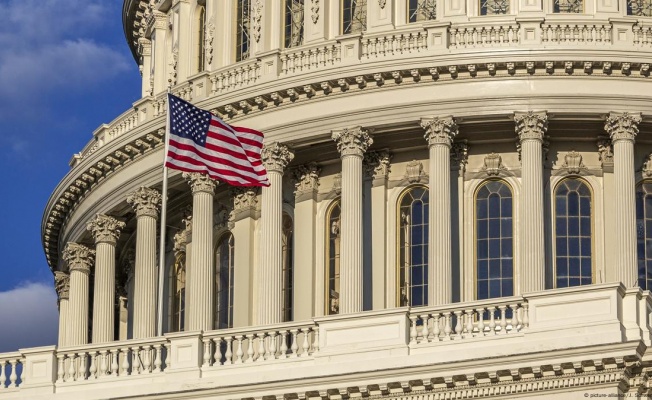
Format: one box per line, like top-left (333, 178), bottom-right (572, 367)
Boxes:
top-left (0, 284), bottom-right (650, 398)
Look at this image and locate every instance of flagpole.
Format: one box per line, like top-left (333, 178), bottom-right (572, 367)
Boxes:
top-left (156, 82), bottom-right (172, 337)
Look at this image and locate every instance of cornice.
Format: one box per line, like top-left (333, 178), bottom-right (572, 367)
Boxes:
top-left (42, 59), bottom-right (651, 270)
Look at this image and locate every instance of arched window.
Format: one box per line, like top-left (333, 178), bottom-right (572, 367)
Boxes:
top-left (476, 181), bottom-right (514, 300)
top-left (196, 6), bottom-right (206, 73)
top-left (408, 0), bottom-right (437, 22)
top-left (342, 0), bottom-right (367, 35)
top-left (170, 251), bottom-right (186, 332)
top-left (236, 0), bottom-right (251, 62)
top-left (398, 186), bottom-right (429, 307)
top-left (553, 0), bottom-right (583, 13)
top-left (215, 233), bottom-right (235, 329)
top-left (284, 0), bottom-right (304, 48)
top-left (326, 199), bottom-right (341, 315)
top-left (555, 178), bottom-right (592, 288)
top-left (636, 183), bottom-right (652, 289)
top-left (480, 0), bottom-right (509, 14)
top-left (282, 213), bottom-right (294, 321)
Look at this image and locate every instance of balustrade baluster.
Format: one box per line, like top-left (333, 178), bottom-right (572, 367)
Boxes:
top-left (280, 331), bottom-right (289, 358)
top-left (89, 352), bottom-right (97, 380)
top-left (454, 310), bottom-right (463, 339)
top-left (290, 330), bottom-right (299, 358)
top-left (202, 339), bottom-right (211, 367)
top-left (499, 305), bottom-right (508, 335)
top-left (121, 347), bottom-right (130, 375)
top-left (523, 303), bottom-right (530, 330)
top-left (225, 337), bottom-right (234, 364)
top-left (245, 335), bottom-right (254, 363)
top-left (145, 346), bottom-right (153, 373)
top-left (132, 346), bottom-right (141, 374)
top-left (444, 313), bottom-right (452, 340)
top-left (99, 350), bottom-right (108, 377)
top-left (111, 349), bottom-right (119, 376)
top-left (489, 308), bottom-right (497, 335)
top-left (465, 309), bottom-right (474, 338)
top-left (420, 314), bottom-right (430, 342)
top-left (8, 360), bottom-right (17, 388)
top-left (155, 344), bottom-right (163, 372)
top-left (409, 315), bottom-right (418, 344)
top-left (477, 308), bottom-right (485, 336)
top-left (313, 328), bottom-right (320, 352)
top-left (432, 314), bottom-right (441, 341)
top-left (68, 353), bottom-right (78, 381)
top-left (269, 332), bottom-right (278, 359)
top-left (256, 333), bottom-right (266, 362)
top-left (510, 304), bottom-right (519, 332)
top-left (301, 329), bottom-right (310, 357)
top-left (79, 352), bottom-right (88, 381)
top-left (56, 356), bottom-right (64, 383)
top-left (0, 360), bottom-right (6, 388)
top-left (235, 336), bottom-right (244, 364)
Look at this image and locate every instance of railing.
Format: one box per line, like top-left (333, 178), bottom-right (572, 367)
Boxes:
top-left (201, 322), bottom-right (318, 367)
top-left (0, 353), bottom-right (23, 390)
top-left (407, 297), bottom-right (528, 345)
top-left (541, 22), bottom-right (613, 44)
top-left (449, 23), bottom-right (520, 49)
top-left (361, 29), bottom-right (429, 58)
top-left (209, 58), bottom-right (261, 95)
top-left (633, 22), bottom-right (652, 46)
top-left (280, 42), bottom-right (342, 75)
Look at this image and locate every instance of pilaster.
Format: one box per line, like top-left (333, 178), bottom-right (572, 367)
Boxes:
top-left (332, 127), bottom-right (373, 314)
top-left (421, 117), bottom-right (457, 306)
top-left (515, 111), bottom-right (547, 294)
top-left (87, 214), bottom-right (125, 343)
top-left (231, 187), bottom-right (258, 328)
top-left (62, 243), bottom-right (95, 346)
top-left (183, 172), bottom-right (217, 331)
top-left (257, 143), bottom-right (294, 324)
top-left (127, 187), bottom-right (162, 339)
top-left (605, 112), bottom-right (642, 287)
top-left (54, 272), bottom-right (70, 347)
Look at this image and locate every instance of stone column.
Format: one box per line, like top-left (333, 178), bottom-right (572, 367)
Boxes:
top-left (293, 163), bottom-right (321, 320)
top-left (62, 243), bottom-right (95, 346)
top-left (421, 117), bottom-right (458, 306)
top-left (126, 187), bottom-right (162, 339)
top-left (183, 172), bottom-right (217, 331)
top-left (87, 214), bottom-right (125, 343)
top-left (257, 143), bottom-right (294, 325)
top-left (332, 128), bottom-right (373, 314)
top-left (605, 112), bottom-right (642, 287)
top-left (515, 111), bottom-right (548, 293)
top-left (54, 271), bottom-right (70, 347)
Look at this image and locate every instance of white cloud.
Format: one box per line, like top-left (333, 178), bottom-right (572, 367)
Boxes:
top-left (0, 282), bottom-right (59, 353)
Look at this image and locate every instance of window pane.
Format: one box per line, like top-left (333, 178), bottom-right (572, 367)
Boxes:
top-left (399, 187), bottom-right (429, 307)
top-left (284, 0), bottom-right (304, 48)
top-left (409, 0), bottom-right (437, 22)
top-left (637, 183), bottom-right (652, 290)
top-left (342, 0), bottom-right (367, 34)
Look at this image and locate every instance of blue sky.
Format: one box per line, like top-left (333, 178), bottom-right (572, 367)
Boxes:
top-left (0, 0), bottom-right (141, 352)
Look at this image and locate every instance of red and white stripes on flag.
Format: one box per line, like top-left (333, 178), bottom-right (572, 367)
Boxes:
top-left (164, 94), bottom-right (270, 187)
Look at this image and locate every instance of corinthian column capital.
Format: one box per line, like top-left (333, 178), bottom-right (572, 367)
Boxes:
top-left (126, 187), bottom-right (162, 218)
top-left (261, 142), bottom-right (295, 173)
top-left (87, 214), bottom-right (126, 245)
top-left (605, 112), bottom-right (642, 143)
top-left (183, 172), bottom-right (218, 195)
top-left (332, 127), bottom-right (373, 157)
top-left (515, 111), bottom-right (548, 142)
top-left (421, 117), bottom-right (458, 148)
top-left (62, 242), bottom-right (95, 275)
top-left (54, 271), bottom-right (70, 301)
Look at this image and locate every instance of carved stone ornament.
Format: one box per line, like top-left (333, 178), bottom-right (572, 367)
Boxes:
top-left (54, 271), bottom-right (70, 301)
top-left (126, 187), bottom-right (162, 218)
top-left (406, 160), bottom-right (424, 183)
top-left (205, 18), bottom-right (215, 66)
top-left (62, 242), bottom-right (95, 275)
top-left (173, 230), bottom-right (188, 254)
top-left (605, 112), bottom-right (642, 142)
top-left (643, 153), bottom-right (652, 178)
top-left (182, 206), bottom-right (193, 231)
top-left (514, 111), bottom-right (548, 142)
top-left (451, 141), bottom-right (469, 171)
top-left (294, 162), bottom-right (321, 194)
top-left (333, 173), bottom-right (342, 194)
top-left (482, 153), bottom-right (506, 176)
top-left (379, 0), bottom-right (387, 8)
top-left (597, 138), bottom-right (614, 167)
top-left (183, 172), bottom-right (217, 195)
top-left (232, 187), bottom-right (259, 212)
top-left (169, 45), bottom-right (178, 86)
top-left (332, 127), bottom-right (373, 157)
top-left (261, 142), bottom-right (294, 173)
top-left (87, 214), bottom-right (126, 245)
top-left (561, 151), bottom-right (586, 174)
top-left (252, 0), bottom-right (263, 43)
top-left (421, 117), bottom-right (458, 148)
top-left (364, 150), bottom-right (392, 179)
top-left (311, 0), bottom-right (320, 23)
top-left (214, 203), bottom-right (235, 230)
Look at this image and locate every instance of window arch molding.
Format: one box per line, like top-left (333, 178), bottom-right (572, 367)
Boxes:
top-left (395, 184), bottom-right (429, 307)
top-left (315, 193), bottom-right (340, 316)
top-left (462, 176), bottom-right (521, 302)
top-left (547, 174), bottom-right (604, 288)
top-left (323, 197), bottom-right (342, 315)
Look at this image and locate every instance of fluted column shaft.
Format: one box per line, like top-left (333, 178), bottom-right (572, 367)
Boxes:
top-left (62, 243), bottom-right (95, 346)
top-left (422, 117), bottom-right (458, 305)
top-left (88, 214), bottom-right (125, 343)
top-left (333, 128), bottom-right (372, 314)
top-left (127, 187), bottom-right (162, 339)
top-left (606, 112), bottom-right (642, 287)
top-left (515, 112), bottom-right (547, 293)
top-left (54, 271), bottom-right (70, 347)
top-left (258, 143), bottom-right (294, 324)
top-left (184, 172), bottom-right (217, 331)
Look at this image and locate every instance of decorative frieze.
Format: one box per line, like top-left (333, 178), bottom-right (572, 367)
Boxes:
top-left (54, 271), bottom-right (70, 301)
top-left (183, 172), bottom-right (217, 195)
top-left (561, 150), bottom-right (586, 174)
top-left (406, 160), bottom-right (424, 183)
top-left (87, 214), bottom-right (126, 245)
top-left (482, 153), bottom-right (506, 176)
top-left (515, 111), bottom-right (548, 142)
top-left (126, 187), bottom-right (162, 218)
top-left (605, 112), bottom-right (642, 142)
top-left (62, 243), bottom-right (95, 275)
top-left (261, 142), bottom-right (294, 173)
top-left (421, 117), bottom-right (458, 148)
top-left (332, 127), bottom-right (373, 157)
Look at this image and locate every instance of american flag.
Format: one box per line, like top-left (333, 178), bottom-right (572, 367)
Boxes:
top-left (165, 94), bottom-right (270, 187)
